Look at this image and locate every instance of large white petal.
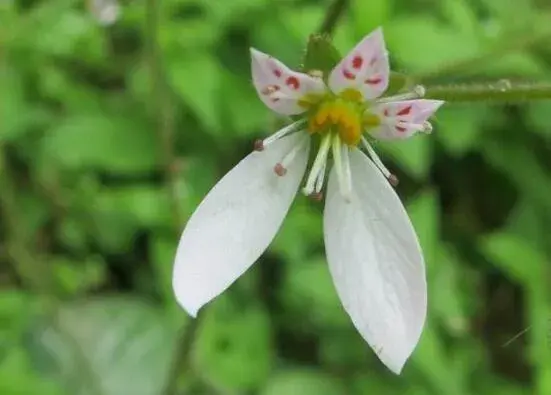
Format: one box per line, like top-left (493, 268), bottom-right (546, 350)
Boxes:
top-left (323, 148), bottom-right (427, 374)
top-left (173, 133), bottom-right (310, 316)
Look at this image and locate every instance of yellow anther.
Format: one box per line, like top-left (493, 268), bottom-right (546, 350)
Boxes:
top-left (363, 112), bottom-right (381, 128)
top-left (298, 93), bottom-right (326, 110)
top-left (340, 88), bottom-right (363, 103)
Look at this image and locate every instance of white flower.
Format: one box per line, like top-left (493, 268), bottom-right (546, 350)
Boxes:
top-left (88, 0), bottom-right (120, 26)
top-left (172, 28), bottom-right (444, 374)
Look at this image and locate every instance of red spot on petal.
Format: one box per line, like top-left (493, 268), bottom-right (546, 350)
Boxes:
top-left (343, 68), bottom-right (356, 80)
top-left (352, 56), bottom-right (363, 70)
top-left (397, 105), bottom-right (412, 116)
top-left (273, 69), bottom-right (282, 78)
top-left (365, 77), bottom-right (382, 85)
top-left (395, 125), bottom-right (407, 133)
top-left (286, 76), bottom-right (300, 90)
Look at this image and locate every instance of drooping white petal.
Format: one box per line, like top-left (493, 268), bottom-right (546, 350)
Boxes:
top-left (173, 133), bottom-right (310, 316)
top-left (323, 148), bottom-right (427, 374)
top-left (370, 99), bottom-right (444, 140)
top-left (328, 28), bottom-right (389, 100)
top-left (250, 48), bottom-right (327, 115)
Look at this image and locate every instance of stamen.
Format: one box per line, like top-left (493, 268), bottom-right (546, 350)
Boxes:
top-left (273, 135), bottom-right (308, 177)
top-left (421, 121), bottom-right (433, 134)
top-left (274, 163), bottom-right (287, 176)
top-left (314, 160), bottom-right (327, 194)
top-left (376, 84), bottom-right (426, 103)
top-left (331, 134), bottom-right (352, 201)
top-left (256, 120), bottom-right (306, 151)
top-left (309, 192), bottom-right (324, 201)
top-left (302, 133), bottom-right (332, 195)
top-left (361, 137), bottom-right (399, 186)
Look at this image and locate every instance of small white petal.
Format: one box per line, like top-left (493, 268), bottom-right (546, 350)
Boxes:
top-left (173, 133), bottom-right (310, 316)
top-left (371, 99), bottom-right (444, 140)
top-left (251, 48), bottom-right (327, 115)
top-left (323, 148), bottom-right (427, 374)
top-left (329, 27), bottom-right (390, 100)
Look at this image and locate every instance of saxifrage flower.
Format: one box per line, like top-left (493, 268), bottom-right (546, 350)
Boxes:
top-left (173, 27), bottom-right (444, 374)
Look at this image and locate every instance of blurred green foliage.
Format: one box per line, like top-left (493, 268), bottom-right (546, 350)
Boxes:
top-left (1, 0), bottom-right (551, 394)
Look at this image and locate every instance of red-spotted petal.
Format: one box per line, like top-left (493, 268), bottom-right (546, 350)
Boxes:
top-left (251, 48), bottom-right (327, 115)
top-left (329, 28), bottom-right (390, 100)
top-left (370, 100), bottom-right (444, 140)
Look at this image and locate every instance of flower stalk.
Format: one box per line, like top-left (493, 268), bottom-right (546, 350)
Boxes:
top-left (424, 80), bottom-right (551, 103)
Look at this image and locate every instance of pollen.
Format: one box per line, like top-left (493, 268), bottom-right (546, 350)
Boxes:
top-left (307, 98), bottom-right (364, 146)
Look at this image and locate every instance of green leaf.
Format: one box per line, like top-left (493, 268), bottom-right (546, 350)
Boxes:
top-left (385, 16), bottom-right (480, 73)
top-left (41, 114), bottom-right (159, 174)
top-left (96, 186), bottom-right (171, 229)
top-left (194, 298), bottom-right (273, 391)
top-left (480, 232), bottom-right (544, 285)
top-left (261, 370), bottom-right (346, 395)
top-left (526, 101), bottom-right (551, 138)
top-left (220, 70), bottom-right (270, 137)
top-left (437, 105), bottom-right (495, 154)
top-left (281, 256), bottom-right (348, 328)
top-left (406, 190), bottom-right (439, 268)
top-left (168, 53), bottom-right (222, 133)
top-left (28, 297), bottom-right (178, 395)
top-left (51, 256), bottom-right (106, 297)
top-left (350, 0), bottom-right (391, 36)
top-left (376, 136), bottom-right (432, 179)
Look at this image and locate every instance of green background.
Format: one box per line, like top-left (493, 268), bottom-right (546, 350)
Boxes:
top-left (1, 0), bottom-right (551, 394)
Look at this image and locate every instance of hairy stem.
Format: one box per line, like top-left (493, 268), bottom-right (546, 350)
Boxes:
top-left (425, 80), bottom-right (551, 103)
top-left (318, 0), bottom-right (349, 36)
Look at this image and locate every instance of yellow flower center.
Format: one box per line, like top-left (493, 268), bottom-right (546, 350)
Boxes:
top-left (300, 89), bottom-right (380, 146)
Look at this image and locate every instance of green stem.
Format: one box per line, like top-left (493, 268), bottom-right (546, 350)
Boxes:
top-left (424, 81), bottom-right (551, 103)
top-left (144, 1), bottom-right (204, 394)
top-left (0, 146), bottom-right (48, 291)
top-left (318, 0), bottom-right (349, 36)
top-left (145, 0), bottom-right (182, 232)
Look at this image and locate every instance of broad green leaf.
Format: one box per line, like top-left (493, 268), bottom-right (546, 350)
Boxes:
top-left (168, 53), bottom-right (222, 133)
top-left (51, 256), bottom-right (106, 297)
top-left (28, 297), bottom-right (178, 395)
top-left (376, 135), bottom-right (432, 179)
top-left (41, 114), bottom-right (159, 174)
top-left (95, 186), bottom-right (171, 229)
top-left (437, 105), bottom-right (496, 154)
top-left (350, 0), bottom-right (391, 36)
top-left (272, 199), bottom-right (323, 264)
top-left (481, 232), bottom-right (544, 284)
top-left (220, 70), bottom-right (270, 137)
top-left (526, 101), bottom-right (551, 138)
top-left (281, 256), bottom-right (348, 328)
top-left (261, 370), bottom-right (346, 395)
top-left (385, 16), bottom-right (480, 73)
top-left (194, 297), bottom-right (273, 391)
top-left (406, 190), bottom-right (439, 268)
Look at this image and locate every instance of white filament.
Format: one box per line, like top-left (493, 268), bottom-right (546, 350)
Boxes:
top-left (280, 135), bottom-right (308, 169)
top-left (361, 137), bottom-right (391, 178)
top-left (263, 120), bottom-right (305, 148)
top-left (331, 134), bottom-right (352, 201)
top-left (302, 133), bottom-right (332, 195)
top-left (376, 85), bottom-right (425, 103)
